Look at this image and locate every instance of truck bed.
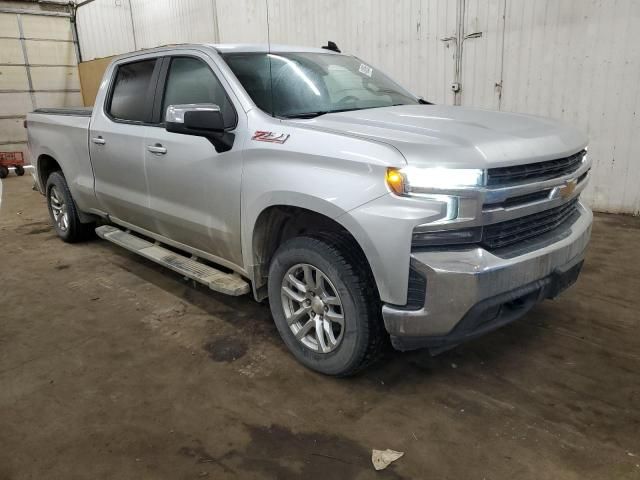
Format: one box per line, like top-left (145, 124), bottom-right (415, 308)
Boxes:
top-left (27, 108), bottom-right (96, 211)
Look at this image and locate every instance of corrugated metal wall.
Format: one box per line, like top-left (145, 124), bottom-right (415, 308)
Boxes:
top-left (76, 0), bottom-right (135, 59)
top-left (76, 0), bottom-right (218, 60)
top-left (75, 0), bottom-right (640, 214)
top-left (498, 0), bottom-right (640, 213)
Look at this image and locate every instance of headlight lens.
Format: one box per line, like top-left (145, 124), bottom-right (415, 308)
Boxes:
top-left (386, 166), bottom-right (484, 194)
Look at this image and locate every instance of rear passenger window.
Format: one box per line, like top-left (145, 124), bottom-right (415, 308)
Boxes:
top-left (109, 59), bottom-right (157, 122)
top-left (162, 57), bottom-right (236, 129)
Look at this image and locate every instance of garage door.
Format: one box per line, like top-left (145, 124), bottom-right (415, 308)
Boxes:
top-left (0, 7), bottom-right (82, 157)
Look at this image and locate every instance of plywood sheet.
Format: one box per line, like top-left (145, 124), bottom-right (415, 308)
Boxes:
top-left (78, 56), bottom-right (113, 106)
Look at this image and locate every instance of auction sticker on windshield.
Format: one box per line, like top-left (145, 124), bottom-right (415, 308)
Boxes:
top-left (359, 63), bottom-right (373, 77)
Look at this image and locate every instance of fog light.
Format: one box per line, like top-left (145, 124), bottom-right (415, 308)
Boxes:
top-left (412, 227), bottom-right (482, 248)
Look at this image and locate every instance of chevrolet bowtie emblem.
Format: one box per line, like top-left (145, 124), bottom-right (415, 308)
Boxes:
top-left (559, 178), bottom-right (578, 199)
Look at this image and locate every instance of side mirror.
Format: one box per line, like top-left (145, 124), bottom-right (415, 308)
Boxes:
top-left (165, 103), bottom-right (234, 152)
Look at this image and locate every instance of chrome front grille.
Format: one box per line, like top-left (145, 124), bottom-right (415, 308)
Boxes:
top-left (486, 150), bottom-right (586, 186)
top-left (411, 148), bottom-right (590, 252)
top-left (481, 198), bottom-right (580, 249)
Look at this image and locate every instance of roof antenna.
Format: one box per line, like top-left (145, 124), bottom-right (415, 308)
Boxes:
top-left (321, 41), bottom-right (341, 53)
top-left (266, 0), bottom-right (275, 117)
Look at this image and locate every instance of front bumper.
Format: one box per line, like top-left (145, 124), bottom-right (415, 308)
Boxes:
top-left (382, 202), bottom-right (593, 352)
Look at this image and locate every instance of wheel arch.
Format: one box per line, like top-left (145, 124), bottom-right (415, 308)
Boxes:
top-left (36, 153), bottom-right (63, 192)
top-left (247, 200), bottom-right (379, 302)
top-left (37, 154), bottom-right (96, 224)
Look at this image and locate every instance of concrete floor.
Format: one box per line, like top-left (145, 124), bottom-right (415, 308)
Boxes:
top-left (0, 175), bottom-right (638, 480)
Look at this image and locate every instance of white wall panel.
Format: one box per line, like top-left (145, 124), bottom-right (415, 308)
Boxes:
top-left (34, 91), bottom-right (83, 108)
top-left (21, 15), bottom-right (73, 40)
top-left (215, 0), bottom-right (268, 43)
top-left (25, 40), bottom-right (77, 66)
top-left (460, 0), bottom-right (505, 109)
top-left (0, 39), bottom-right (24, 64)
top-left (0, 12), bottom-right (19, 37)
top-left (30, 66), bottom-right (80, 91)
top-left (499, 0), bottom-right (640, 214)
top-left (76, 0), bottom-right (136, 60)
top-left (129, 0), bottom-right (218, 49)
top-left (0, 119), bottom-right (27, 143)
top-left (0, 66), bottom-right (29, 90)
top-left (0, 93), bottom-right (31, 116)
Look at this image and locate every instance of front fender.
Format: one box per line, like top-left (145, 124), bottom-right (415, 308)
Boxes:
top-left (242, 190), bottom-right (373, 277)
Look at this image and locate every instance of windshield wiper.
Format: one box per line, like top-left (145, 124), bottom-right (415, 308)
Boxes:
top-left (281, 111), bottom-right (330, 119)
top-left (281, 107), bottom-right (372, 119)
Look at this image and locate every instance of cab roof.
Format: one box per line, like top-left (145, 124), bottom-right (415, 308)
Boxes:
top-left (110, 43), bottom-right (343, 63)
top-left (209, 43), bottom-right (341, 54)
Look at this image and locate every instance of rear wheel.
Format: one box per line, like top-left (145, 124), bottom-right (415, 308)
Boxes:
top-left (14, 165), bottom-right (24, 176)
top-left (268, 235), bottom-right (384, 376)
top-left (46, 171), bottom-right (92, 242)
top-left (0, 166), bottom-right (8, 179)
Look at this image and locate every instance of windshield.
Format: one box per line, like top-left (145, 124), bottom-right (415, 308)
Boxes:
top-left (222, 52), bottom-right (418, 118)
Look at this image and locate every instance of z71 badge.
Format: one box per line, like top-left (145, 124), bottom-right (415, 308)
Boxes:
top-left (252, 131), bottom-right (290, 144)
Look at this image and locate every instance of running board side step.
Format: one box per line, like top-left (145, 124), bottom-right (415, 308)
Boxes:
top-left (95, 225), bottom-right (250, 296)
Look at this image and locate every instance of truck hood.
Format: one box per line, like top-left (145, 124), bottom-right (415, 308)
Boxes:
top-left (291, 105), bottom-right (587, 168)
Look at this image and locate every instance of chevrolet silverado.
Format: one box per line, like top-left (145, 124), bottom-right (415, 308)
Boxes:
top-left (26, 44), bottom-right (592, 375)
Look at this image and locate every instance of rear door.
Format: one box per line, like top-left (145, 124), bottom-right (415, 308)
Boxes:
top-left (90, 56), bottom-right (160, 230)
top-left (143, 52), bottom-right (244, 267)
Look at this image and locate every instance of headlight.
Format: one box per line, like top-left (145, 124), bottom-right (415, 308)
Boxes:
top-left (386, 166), bottom-right (484, 195)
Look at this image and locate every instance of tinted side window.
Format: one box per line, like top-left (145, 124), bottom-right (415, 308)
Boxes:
top-left (162, 57), bottom-right (236, 129)
top-left (109, 59), bottom-right (157, 122)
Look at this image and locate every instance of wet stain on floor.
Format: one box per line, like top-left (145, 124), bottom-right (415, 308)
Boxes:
top-left (203, 336), bottom-right (248, 362)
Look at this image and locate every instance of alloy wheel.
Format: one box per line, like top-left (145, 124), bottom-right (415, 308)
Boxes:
top-left (49, 185), bottom-right (69, 232)
top-left (281, 263), bottom-right (345, 353)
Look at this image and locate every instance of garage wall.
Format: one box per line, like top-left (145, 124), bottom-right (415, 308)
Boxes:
top-left (75, 0), bottom-right (640, 214)
top-left (0, 2), bottom-right (82, 156)
top-left (497, 0), bottom-right (640, 215)
top-left (76, 0), bottom-right (219, 60)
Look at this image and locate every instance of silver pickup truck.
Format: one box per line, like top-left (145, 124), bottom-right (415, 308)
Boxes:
top-left (26, 43), bottom-right (592, 376)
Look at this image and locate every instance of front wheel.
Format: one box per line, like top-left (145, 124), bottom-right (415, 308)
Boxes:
top-left (0, 166), bottom-right (8, 179)
top-left (268, 235), bottom-right (385, 376)
top-left (14, 165), bottom-right (24, 176)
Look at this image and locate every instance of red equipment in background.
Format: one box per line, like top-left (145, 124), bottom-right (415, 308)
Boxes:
top-left (0, 152), bottom-right (26, 179)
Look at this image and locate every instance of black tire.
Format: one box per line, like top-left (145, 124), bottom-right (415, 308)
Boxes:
top-left (0, 166), bottom-right (8, 179)
top-left (14, 165), bottom-right (25, 176)
top-left (268, 235), bottom-right (385, 376)
top-left (46, 171), bottom-right (92, 243)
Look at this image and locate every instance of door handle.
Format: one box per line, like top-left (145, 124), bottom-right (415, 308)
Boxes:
top-left (92, 136), bottom-right (106, 145)
top-left (147, 144), bottom-right (167, 155)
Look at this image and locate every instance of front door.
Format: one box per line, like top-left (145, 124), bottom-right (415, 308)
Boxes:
top-left (143, 53), bottom-right (244, 267)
